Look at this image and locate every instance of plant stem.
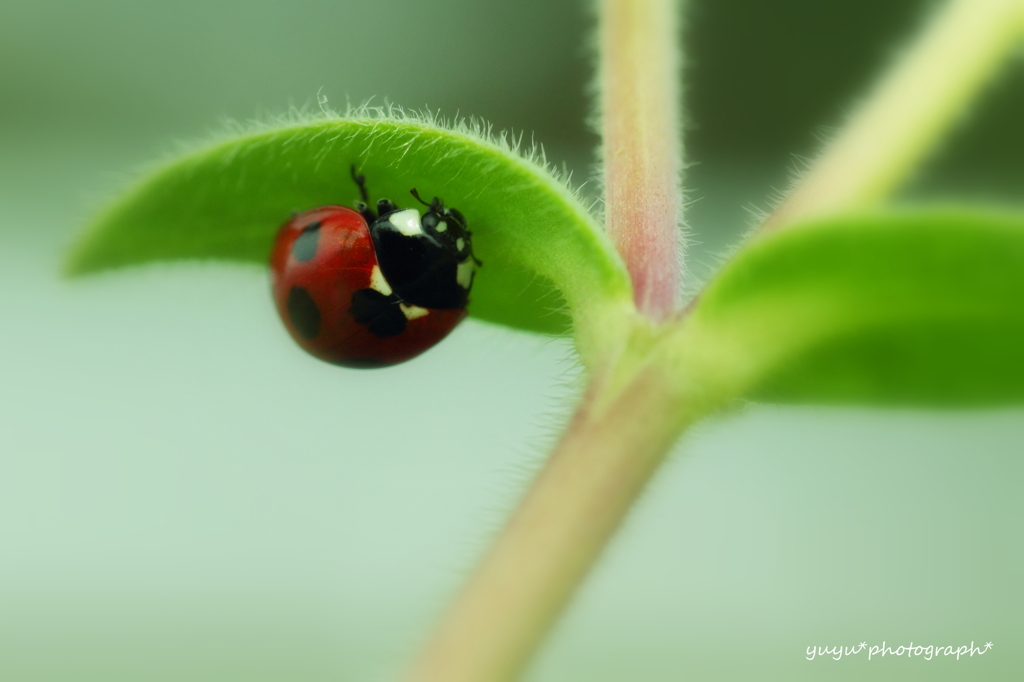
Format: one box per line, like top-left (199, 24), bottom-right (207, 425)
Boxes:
top-left (760, 0), bottom-right (1024, 232)
top-left (408, 1), bottom-right (1024, 680)
top-left (599, 0), bottom-right (683, 321)
top-left (406, 357), bottom-right (699, 682)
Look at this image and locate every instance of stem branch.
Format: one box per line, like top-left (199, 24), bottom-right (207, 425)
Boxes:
top-left (760, 0), bottom-right (1024, 232)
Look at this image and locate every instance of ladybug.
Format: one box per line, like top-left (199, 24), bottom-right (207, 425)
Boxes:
top-left (270, 167), bottom-right (480, 368)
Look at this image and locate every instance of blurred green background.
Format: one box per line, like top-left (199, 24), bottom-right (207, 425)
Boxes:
top-left (1, 0), bottom-right (1022, 679)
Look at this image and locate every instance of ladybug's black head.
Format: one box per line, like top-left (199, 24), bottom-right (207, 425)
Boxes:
top-left (349, 167), bottom-right (475, 261)
top-left (408, 188), bottom-right (478, 264)
top-left (350, 165), bottom-right (480, 309)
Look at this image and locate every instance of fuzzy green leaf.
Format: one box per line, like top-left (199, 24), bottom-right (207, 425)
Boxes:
top-left (66, 114), bottom-right (632, 340)
top-left (690, 209), bottom-right (1024, 406)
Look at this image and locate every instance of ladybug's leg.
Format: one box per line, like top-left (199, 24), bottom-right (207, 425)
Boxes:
top-left (351, 165), bottom-right (378, 223)
top-left (350, 165), bottom-right (371, 203)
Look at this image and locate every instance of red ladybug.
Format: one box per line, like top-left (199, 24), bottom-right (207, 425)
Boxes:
top-left (270, 168), bottom-right (479, 368)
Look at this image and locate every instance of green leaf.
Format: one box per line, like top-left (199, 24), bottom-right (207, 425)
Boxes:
top-left (66, 113), bottom-right (632, 342)
top-left (689, 209), bottom-right (1024, 406)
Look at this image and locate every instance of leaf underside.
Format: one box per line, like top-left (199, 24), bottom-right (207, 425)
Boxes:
top-left (66, 116), bottom-right (631, 336)
top-left (693, 209), bottom-right (1024, 407)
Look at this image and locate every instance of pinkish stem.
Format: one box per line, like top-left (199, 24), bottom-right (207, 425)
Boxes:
top-left (599, 0), bottom-right (683, 322)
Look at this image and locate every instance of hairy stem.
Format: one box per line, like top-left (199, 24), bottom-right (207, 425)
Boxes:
top-left (760, 0), bottom-right (1024, 232)
top-left (406, 357), bottom-right (700, 682)
top-left (599, 0), bottom-right (684, 321)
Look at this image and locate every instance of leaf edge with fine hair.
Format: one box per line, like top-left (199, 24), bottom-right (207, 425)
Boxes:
top-left (65, 111), bottom-right (635, 357)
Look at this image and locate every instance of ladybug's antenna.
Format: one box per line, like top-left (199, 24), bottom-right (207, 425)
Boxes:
top-left (350, 165), bottom-right (371, 205)
top-left (410, 187), bottom-right (444, 213)
top-left (409, 188), bottom-right (431, 208)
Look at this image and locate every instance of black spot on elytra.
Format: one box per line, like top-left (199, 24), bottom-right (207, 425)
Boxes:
top-left (287, 286), bottom-right (321, 339)
top-left (291, 221), bottom-right (322, 262)
top-left (349, 288), bottom-right (407, 338)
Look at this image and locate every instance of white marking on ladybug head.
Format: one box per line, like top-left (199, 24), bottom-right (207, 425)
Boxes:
top-left (369, 265), bottom-right (393, 296)
top-left (456, 237), bottom-right (465, 251)
top-left (389, 209), bottom-right (423, 236)
top-left (457, 260), bottom-right (475, 290)
top-left (399, 303), bottom-right (430, 320)
top-left (435, 221), bottom-right (447, 233)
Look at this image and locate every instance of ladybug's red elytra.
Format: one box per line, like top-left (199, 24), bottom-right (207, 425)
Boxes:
top-left (269, 168), bottom-right (480, 368)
